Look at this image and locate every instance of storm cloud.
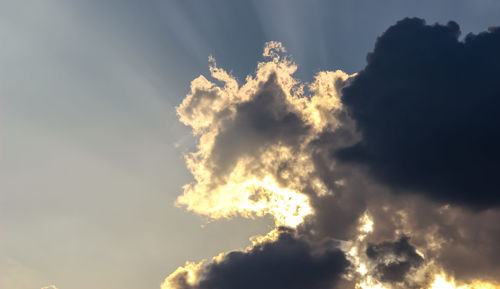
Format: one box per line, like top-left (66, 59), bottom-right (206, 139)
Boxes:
top-left (170, 231), bottom-right (349, 289)
top-left (339, 18), bottom-right (500, 209)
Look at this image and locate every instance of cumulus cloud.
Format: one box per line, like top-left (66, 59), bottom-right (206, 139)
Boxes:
top-left (164, 230), bottom-right (349, 289)
top-left (164, 41), bottom-right (357, 289)
top-left (165, 25), bottom-right (500, 289)
top-left (175, 41), bottom-right (351, 227)
top-left (339, 18), bottom-right (500, 209)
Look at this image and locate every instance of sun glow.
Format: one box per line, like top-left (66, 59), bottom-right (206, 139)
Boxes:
top-left (358, 211), bottom-right (374, 240)
top-left (430, 274), bottom-right (500, 289)
top-left (357, 278), bottom-right (388, 289)
top-left (177, 174), bottom-right (313, 228)
top-left (229, 176), bottom-right (313, 227)
top-left (353, 272), bottom-right (500, 289)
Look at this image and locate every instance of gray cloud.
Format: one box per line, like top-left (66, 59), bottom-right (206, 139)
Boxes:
top-left (178, 230), bottom-right (349, 289)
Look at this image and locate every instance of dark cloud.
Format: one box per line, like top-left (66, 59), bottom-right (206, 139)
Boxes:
top-left (338, 18), bottom-right (500, 209)
top-left (366, 236), bottom-right (424, 283)
top-left (174, 230), bottom-right (350, 289)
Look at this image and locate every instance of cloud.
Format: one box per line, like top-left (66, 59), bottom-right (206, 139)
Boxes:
top-left (338, 18), bottom-right (500, 209)
top-left (360, 191), bottom-right (500, 283)
top-left (163, 230), bottom-right (349, 289)
top-left (366, 236), bottom-right (424, 283)
top-left (166, 35), bottom-right (500, 289)
top-left (175, 42), bottom-right (351, 227)
top-left (165, 41), bottom-right (357, 289)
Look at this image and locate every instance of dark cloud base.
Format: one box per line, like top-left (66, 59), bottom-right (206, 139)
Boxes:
top-left (339, 18), bottom-right (500, 209)
top-left (169, 231), bottom-right (350, 289)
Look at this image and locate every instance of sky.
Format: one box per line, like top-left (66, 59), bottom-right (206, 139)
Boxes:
top-left (1, 1), bottom-right (500, 289)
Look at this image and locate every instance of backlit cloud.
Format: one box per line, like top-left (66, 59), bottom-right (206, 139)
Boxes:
top-left (175, 42), bottom-right (351, 227)
top-left (165, 19), bottom-right (500, 289)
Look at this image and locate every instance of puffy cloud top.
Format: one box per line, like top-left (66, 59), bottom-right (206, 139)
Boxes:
top-left (339, 18), bottom-right (500, 209)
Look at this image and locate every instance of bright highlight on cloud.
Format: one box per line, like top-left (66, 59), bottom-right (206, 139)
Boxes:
top-left (175, 41), bottom-right (350, 228)
top-left (165, 18), bottom-right (500, 289)
top-left (429, 274), bottom-right (500, 289)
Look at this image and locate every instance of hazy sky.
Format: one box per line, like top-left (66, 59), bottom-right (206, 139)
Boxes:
top-left (2, 1), bottom-right (500, 289)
